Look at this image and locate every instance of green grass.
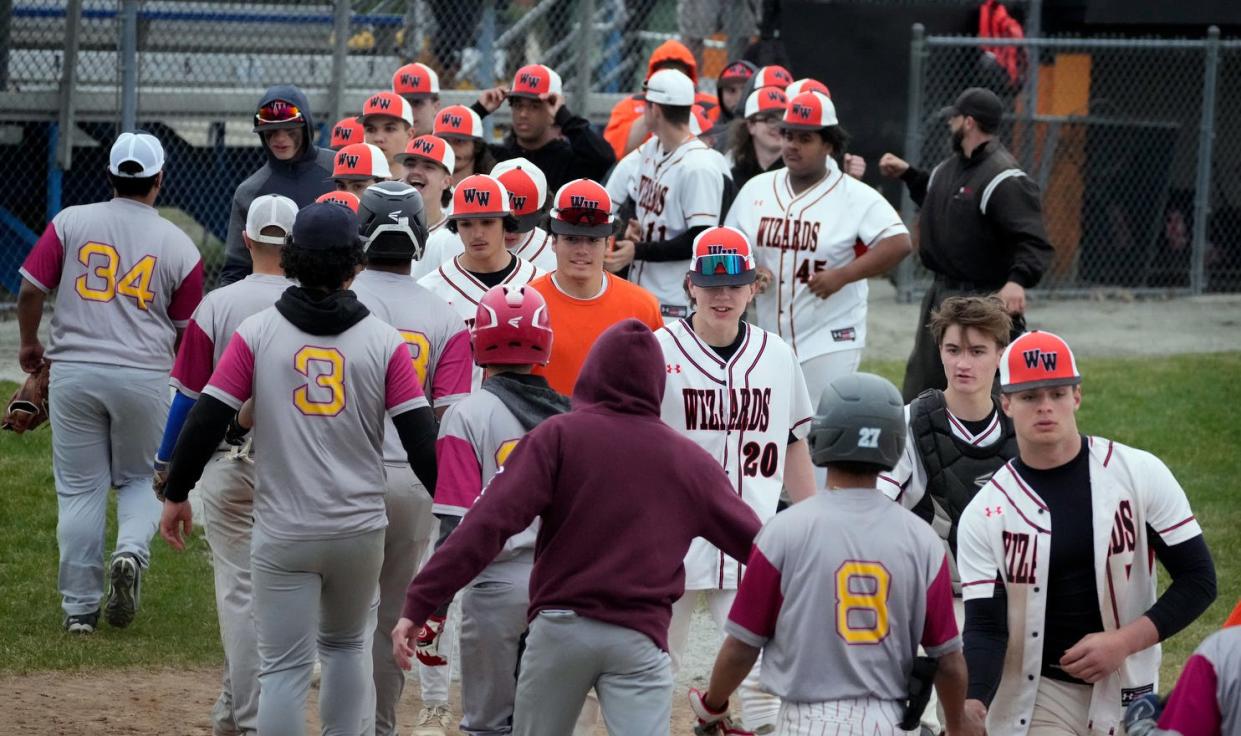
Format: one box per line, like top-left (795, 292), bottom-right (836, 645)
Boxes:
top-left (1, 354), bottom-right (1238, 685)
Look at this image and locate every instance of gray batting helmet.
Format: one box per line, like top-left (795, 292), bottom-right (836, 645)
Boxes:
top-left (357, 180), bottom-right (429, 261)
top-left (807, 373), bottom-right (906, 470)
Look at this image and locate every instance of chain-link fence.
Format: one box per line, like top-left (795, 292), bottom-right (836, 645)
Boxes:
top-left (2, 0), bottom-right (769, 303)
top-left (897, 28), bottom-right (1241, 298)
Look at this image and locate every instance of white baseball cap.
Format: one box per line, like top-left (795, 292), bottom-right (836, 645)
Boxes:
top-left (642, 69), bottom-right (696, 106)
top-left (245, 194), bottom-right (298, 245)
top-left (109, 131), bottom-right (165, 178)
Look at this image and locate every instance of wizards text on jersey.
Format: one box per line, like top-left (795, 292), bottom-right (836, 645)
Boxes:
top-left (638, 175), bottom-right (669, 215)
top-left (682, 388), bottom-right (772, 432)
top-left (755, 216), bottom-right (822, 252)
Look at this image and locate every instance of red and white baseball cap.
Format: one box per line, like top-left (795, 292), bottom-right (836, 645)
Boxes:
top-left (333, 143), bottom-right (391, 180)
top-left (392, 62), bottom-right (440, 99)
top-left (509, 64), bottom-right (563, 100)
top-left (451, 174), bottom-right (511, 219)
top-left (754, 65), bottom-right (794, 90)
top-left (744, 87), bottom-right (789, 119)
top-left (689, 105), bottom-right (715, 137)
top-left (359, 91), bottom-right (414, 128)
top-left (396, 134), bottom-right (455, 173)
top-left (786, 78), bottom-right (831, 99)
top-left (781, 92), bottom-right (838, 130)
top-left (999, 331), bottom-right (1082, 394)
top-left (315, 190), bottom-right (360, 213)
top-left (643, 69), bottom-right (696, 106)
top-left (492, 158), bottom-right (547, 231)
top-left (549, 179), bottom-right (614, 238)
top-left (434, 105), bottom-right (485, 141)
top-left (330, 116), bottom-right (364, 149)
top-left (689, 227), bottom-right (757, 287)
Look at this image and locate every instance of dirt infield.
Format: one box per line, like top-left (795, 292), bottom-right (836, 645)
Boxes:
top-left (1, 666), bottom-right (703, 735)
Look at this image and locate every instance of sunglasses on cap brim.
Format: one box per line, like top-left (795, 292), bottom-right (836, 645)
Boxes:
top-left (550, 206), bottom-right (614, 238)
top-left (254, 101), bottom-right (305, 128)
top-left (689, 254), bottom-right (757, 287)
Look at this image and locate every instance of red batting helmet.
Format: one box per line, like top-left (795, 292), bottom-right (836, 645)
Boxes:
top-left (472, 285), bottom-right (553, 366)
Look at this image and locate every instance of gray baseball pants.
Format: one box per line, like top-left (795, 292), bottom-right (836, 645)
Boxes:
top-left (366, 463), bottom-right (436, 736)
top-left (251, 525), bottom-right (384, 736)
top-left (460, 552), bottom-right (534, 735)
top-left (199, 449), bottom-right (259, 736)
top-left (514, 610), bottom-right (673, 736)
top-left (49, 362), bottom-right (167, 616)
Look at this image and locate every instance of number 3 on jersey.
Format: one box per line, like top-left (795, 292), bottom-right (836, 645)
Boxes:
top-left (293, 346), bottom-right (346, 416)
top-left (835, 560), bottom-right (891, 644)
top-left (75, 242), bottom-right (157, 310)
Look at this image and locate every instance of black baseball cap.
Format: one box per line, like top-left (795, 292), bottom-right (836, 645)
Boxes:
top-left (941, 87), bottom-right (1003, 132)
top-left (290, 202), bottom-right (361, 251)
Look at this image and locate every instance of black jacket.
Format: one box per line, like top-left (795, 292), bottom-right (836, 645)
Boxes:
top-left (472, 102), bottom-right (616, 192)
top-left (219, 85), bottom-right (336, 286)
top-left (902, 139), bottom-right (1051, 289)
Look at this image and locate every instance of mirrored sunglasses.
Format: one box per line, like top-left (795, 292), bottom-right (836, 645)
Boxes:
top-left (694, 253), bottom-right (751, 277)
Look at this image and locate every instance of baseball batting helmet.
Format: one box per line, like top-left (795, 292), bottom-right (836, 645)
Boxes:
top-left (807, 373), bottom-right (905, 470)
top-left (356, 180), bottom-right (429, 261)
top-left (472, 285), bottom-right (553, 366)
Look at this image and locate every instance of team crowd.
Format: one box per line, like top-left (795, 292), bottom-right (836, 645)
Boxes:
top-left (8, 37), bottom-right (1238, 736)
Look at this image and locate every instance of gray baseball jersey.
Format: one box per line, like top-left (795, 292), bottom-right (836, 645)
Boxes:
top-left (350, 269), bottom-right (473, 464)
top-left (202, 307), bottom-right (428, 540)
top-left (19, 198), bottom-right (204, 371)
top-left (434, 389), bottom-right (539, 559)
top-left (170, 273), bottom-right (292, 398)
top-left (1157, 624), bottom-right (1241, 736)
top-left (724, 488), bottom-right (960, 704)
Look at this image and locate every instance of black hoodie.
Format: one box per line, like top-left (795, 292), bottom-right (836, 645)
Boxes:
top-left (219, 85), bottom-right (336, 286)
top-left (402, 319), bottom-right (760, 649)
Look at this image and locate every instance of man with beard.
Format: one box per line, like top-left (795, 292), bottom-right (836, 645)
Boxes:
top-left (878, 87), bottom-right (1051, 402)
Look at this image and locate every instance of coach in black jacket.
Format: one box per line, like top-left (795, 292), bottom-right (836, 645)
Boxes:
top-left (880, 87), bottom-right (1052, 402)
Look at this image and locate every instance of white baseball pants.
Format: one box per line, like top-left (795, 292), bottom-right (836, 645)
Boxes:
top-left (776, 697), bottom-right (913, 735)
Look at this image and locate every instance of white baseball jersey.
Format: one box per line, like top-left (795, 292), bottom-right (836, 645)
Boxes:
top-left (957, 437), bottom-right (1204, 736)
top-left (724, 159), bottom-right (908, 361)
top-left (412, 218), bottom-right (459, 281)
top-left (605, 148), bottom-right (641, 214)
top-left (724, 488), bottom-right (961, 704)
top-left (350, 269), bottom-right (474, 464)
top-left (434, 388), bottom-right (539, 560)
top-left (203, 307), bottom-right (428, 540)
top-left (19, 198), bottom-right (204, 371)
top-left (655, 319), bottom-right (813, 589)
top-left (169, 273), bottom-right (291, 398)
top-left (508, 227), bottom-right (557, 273)
top-left (629, 135), bottom-right (727, 322)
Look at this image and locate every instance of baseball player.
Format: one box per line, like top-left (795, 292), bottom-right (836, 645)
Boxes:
top-left (158, 202), bottom-right (440, 736)
top-left (434, 104), bottom-right (495, 186)
top-left (153, 194), bottom-right (295, 733)
top-left (655, 226), bottom-right (816, 732)
top-left (330, 116), bottom-right (364, 150)
top-left (723, 91), bottom-right (911, 484)
top-left (609, 69), bottom-right (731, 323)
top-left (493, 158), bottom-right (557, 272)
top-left (333, 142), bottom-right (391, 197)
top-left (350, 182), bottom-right (473, 736)
top-left (397, 135), bottom-right (458, 281)
top-left (392, 61), bottom-right (441, 136)
top-left (957, 330), bottom-right (1217, 736)
top-left (412, 284), bottom-right (570, 735)
top-left (361, 91), bottom-right (416, 181)
top-left (316, 190), bottom-right (360, 212)
top-left (394, 318), bottom-right (762, 736)
top-left (691, 373), bottom-right (967, 736)
top-left (16, 131), bottom-right (204, 633)
top-left (726, 87), bottom-right (789, 192)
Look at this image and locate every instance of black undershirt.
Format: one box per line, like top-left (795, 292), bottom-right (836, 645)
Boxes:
top-left (465, 253), bottom-right (518, 288)
top-left (959, 410), bottom-right (997, 437)
top-left (698, 318), bottom-right (798, 447)
top-left (1012, 436), bottom-right (1103, 684)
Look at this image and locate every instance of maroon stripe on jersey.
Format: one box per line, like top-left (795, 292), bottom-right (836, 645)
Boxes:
top-left (1005, 461), bottom-right (1049, 511)
top-left (665, 326), bottom-right (725, 385)
top-left (1103, 440), bottom-right (1115, 467)
top-left (961, 579), bottom-right (996, 588)
top-left (1105, 563), bottom-right (1121, 628)
top-left (791, 416), bottom-right (812, 430)
top-left (792, 169), bottom-right (842, 221)
top-left (443, 259), bottom-right (483, 305)
top-left (727, 545), bottom-right (784, 641)
top-left (1157, 516), bottom-right (1197, 535)
top-left (989, 478), bottom-right (1051, 534)
top-left (680, 319), bottom-right (726, 369)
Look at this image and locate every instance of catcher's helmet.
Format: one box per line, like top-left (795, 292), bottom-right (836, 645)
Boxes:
top-left (807, 373), bottom-right (905, 470)
top-left (357, 180), bottom-right (429, 261)
top-left (472, 285), bottom-right (553, 366)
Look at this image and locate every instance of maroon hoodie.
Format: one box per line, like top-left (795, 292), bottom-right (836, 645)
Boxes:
top-left (402, 319), bottom-right (761, 650)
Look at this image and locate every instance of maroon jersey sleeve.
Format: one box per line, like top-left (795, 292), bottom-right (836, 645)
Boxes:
top-left (1157, 653), bottom-right (1221, 736)
top-left (19, 222), bottom-right (65, 292)
top-left (726, 545), bottom-right (785, 648)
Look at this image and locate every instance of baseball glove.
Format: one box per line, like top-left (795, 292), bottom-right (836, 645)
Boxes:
top-left (2, 363), bottom-right (50, 434)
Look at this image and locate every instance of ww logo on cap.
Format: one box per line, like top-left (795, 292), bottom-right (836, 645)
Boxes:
top-left (569, 195), bottom-right (599, 209)
top-left (400, 74), bottom-right (422, 88)
top-left (445, 114), bottom-right (463, 128)
top-left (519, 72), bottom-right (542, 88)
top-left (334, 126), bottom-right (354, 141)
top-left (370, 95), bottom-right (391, 110)
top-left (792, 104), bottom-right (813, 120)
top-left (413, 139), bottom-right (435, 153)
top-left (1022, 349), bottom-right (1058, 372)
top-left (338, 152), bottom-right (360, 168)
top-left (463, 188), bottom-right (490, 206)
top-left (510, 194), bottom-right (527, 210)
